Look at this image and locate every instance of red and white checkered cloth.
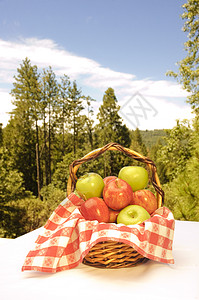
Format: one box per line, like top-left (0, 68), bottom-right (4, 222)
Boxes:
top-left (22, 193), bottom-right (175, 273)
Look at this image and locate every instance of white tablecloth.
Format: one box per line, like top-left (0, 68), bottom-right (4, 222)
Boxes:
top-left (0, 220), bottom-right (198, 300)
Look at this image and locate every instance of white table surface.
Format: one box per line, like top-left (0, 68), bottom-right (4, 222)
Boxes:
top-left (0, 220), bottom-right (198, 300)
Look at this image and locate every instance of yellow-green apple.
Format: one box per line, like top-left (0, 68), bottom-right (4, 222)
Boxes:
top-left (103, 176), bottom-right (117, 186)
top-left (108, 208), bottom-right (120, 223)
top-left (118, 166), bottom-right (148, 191)
top-left (76, 172), bottom-right (104, 200)
top-left (80, 197), bottom-right (109, 223)
top-left (130, 189), bottom-right (158, 215)
top-left (117, 205), bottom-right (150, 225)
top-left (103, 178), bottom-right (133, 210)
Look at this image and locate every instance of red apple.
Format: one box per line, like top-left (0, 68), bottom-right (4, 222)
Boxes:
top-left (80, 197), bottom-right (110, 223)
top-left (103, 176), bottom-right (117, 186)
top-left (108, 208), bottom-right (120, 223)
top-left (103, 178), bottom-right (133, 211)
top-left (130, 189), bottom-right (158, 215)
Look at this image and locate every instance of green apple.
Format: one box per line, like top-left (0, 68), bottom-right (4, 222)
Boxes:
top-left (117, 205), bottom-right (150, 225)
top-left (76, 172), bottom-right (104, 200)
top-left (118, 166), bottom-right (148, 191)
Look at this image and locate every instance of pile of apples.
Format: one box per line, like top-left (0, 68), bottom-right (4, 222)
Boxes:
top-left (75, 166), bottom-right (158, 226)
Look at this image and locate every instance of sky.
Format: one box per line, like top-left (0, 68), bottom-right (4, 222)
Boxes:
top-left (0, 0), bottom-right (193, 130)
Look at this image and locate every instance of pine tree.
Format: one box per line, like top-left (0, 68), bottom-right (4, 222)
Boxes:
top-left (97, 88), bottom-right (122, 145)
top-left (131, 127), bottom-right (148, 156)
top-left (41, 67), bottom-right (58, 185)
top-left (96, 88), bottom-right (131, 176)
top-left (9, 58), bottom-right (41, 194)
top-left (58, 75), bottom-right (71, 155)
top-left (67, 81), bottom-right (84, 155)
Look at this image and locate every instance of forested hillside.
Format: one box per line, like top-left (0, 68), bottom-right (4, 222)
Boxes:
top-left (140, 130), bottom-right (166, 149)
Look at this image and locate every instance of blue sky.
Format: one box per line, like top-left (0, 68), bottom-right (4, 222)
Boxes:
top-left (0, 0), bottom-right (193, 130)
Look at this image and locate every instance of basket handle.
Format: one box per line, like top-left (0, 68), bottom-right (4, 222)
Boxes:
top-left (67, 142), bottom-right (164, 208)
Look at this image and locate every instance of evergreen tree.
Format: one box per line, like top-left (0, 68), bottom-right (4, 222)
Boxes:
top-left (58, 75), bottom-right (71, 155)
top-left (96, 88), bottom-right (131, 176)
top-left (41, 67), bottom-right (59, 185)
top-left (9, 58), bottom-right (41, 194)
top-left (97, 88), bottom-right (122, 145)
top-left (157, 120), bottom-right (193, 183)
top-left (67, 81), bottom-right (84, 155)
top-left (131, 127), bottom-right (148, 156)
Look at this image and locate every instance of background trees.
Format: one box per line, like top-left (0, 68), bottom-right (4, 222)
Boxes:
top-left (167, 0), bottom-right (199, 114)
top-left (163, 0), bottom-right (199, 220)
top-left (8, 58), bottom-right (40, 194)
top-left (96, 87), bottom-right (131, 176)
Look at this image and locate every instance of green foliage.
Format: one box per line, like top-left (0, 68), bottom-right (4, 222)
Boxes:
top-left (140, 129), bottom-right (166, 149)
top-left (67, 81), bottom-right (85, 155)
top-left (0, 148), bottom-right (28, 204)
top-left (3, 117), bottom-right (37, 194)
top-left (52, 152), bottom-right (77, 191)
top-left (40, 184), bottom-right (66, 212)
top-left (97, 87), bottom-right (120, 144)
top-left (8, 58), bottom-right (41, 194)
top-left (161, 1), bottom-right (199, 221)
top-left (96, 88), bottom-right (131, 176)
top-left (166, 0), bottom-right (199, 114)
top-left (156, 120), bottom-right (193, 183)
top-left (0, 185), bottom-right (66, 238)
top-left (164, 151), bottom-right (199, 221)
top-left (1, 196), bottom-right (46, 238)
top-left (131, 128), bottom-right (148, 157)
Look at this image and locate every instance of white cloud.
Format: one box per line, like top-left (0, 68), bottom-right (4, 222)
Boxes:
top-left (0, 38), bottom-right (135, 83)
top-left (119, 94), bottom-right (193, 130)
top-left (0, 90), bottom-right (14, 126)
top-left (0, 37), bottom-right (192, 129)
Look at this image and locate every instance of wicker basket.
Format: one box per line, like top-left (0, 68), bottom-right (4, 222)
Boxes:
top-left (67, 142), bottom-right (164, 268)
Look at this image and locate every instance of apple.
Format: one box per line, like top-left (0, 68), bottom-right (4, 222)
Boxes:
top-left (117, 205), bottom-right (150, 225)
top-left (108, 208), bottom-right (120, 223)
top-left (76, 172), bottom-right (104, 200)
top-left (130, 189), bottom-right (158, 215)
top-left (103, 178), bottom-right (133, 210)
top-left (118, 166), bottom-right (148, 191)
top-left (103, 176), bottom-right (117, 186)
top-left (80, 197), bottom-right (110, 223)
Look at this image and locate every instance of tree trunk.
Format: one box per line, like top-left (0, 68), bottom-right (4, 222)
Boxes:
top-left (48, 102), bottom-right (52, 183)
top-left (43, 115), bottom-right (49, 186)
top-left (36, 143), bottom-right (41, 200)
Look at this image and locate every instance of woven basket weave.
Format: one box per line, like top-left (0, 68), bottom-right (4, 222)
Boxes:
top-left (67, 142), bottom-right (164, 268)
